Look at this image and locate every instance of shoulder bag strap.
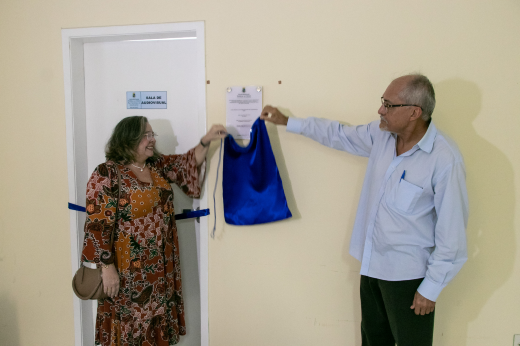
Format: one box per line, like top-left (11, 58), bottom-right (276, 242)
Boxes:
top-left (108, 164), bottom-right (122, 256)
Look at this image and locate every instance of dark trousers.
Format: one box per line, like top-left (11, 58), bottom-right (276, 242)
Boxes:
top-left (360, 275), bottom-right (435, 346)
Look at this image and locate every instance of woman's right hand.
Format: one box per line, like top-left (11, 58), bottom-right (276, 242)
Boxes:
top-left (101, 264), bottom-right (120, 298)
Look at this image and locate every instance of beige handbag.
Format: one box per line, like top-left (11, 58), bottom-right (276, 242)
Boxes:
top-left (72, 164), bottom-right (121, 300)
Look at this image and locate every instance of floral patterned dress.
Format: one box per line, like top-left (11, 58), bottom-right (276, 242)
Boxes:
top-left (81, 149), bottom-right (204, 346)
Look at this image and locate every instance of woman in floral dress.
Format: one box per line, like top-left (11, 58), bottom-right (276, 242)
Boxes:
top-left (81, 116), bottom-right (226, 345)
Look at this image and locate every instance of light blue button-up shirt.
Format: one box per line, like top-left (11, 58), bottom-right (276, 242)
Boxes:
top-left (287, 117), bottom-right (468, 301)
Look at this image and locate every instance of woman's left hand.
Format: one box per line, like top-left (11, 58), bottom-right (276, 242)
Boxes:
top-left (195, 124), bottom-right (228, 165)
top-left (201, 124), bottom-right (228, 145)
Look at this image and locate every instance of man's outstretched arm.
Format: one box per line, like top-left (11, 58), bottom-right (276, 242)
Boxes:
top-left (260, 105), bottom-right (374, 157)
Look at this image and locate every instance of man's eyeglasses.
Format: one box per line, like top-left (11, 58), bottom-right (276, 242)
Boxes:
top-left (381, 97), bottom-right (422, 111)
top-left (143, 132), bottom-right (159, 140)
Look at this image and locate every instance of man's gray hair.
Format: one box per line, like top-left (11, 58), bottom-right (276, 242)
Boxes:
top-left (399, 74), bottom-right (436, 122)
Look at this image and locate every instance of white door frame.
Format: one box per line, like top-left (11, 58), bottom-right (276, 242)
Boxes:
top-left (61, 22), bottom-right (209, 346)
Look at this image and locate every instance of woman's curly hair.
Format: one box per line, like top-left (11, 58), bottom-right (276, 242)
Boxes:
top-left (105, 116), bottom-right (161, 164)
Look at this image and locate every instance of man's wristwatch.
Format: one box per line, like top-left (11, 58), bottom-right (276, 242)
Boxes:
top-left (200, 139), bottom-right (209, 148)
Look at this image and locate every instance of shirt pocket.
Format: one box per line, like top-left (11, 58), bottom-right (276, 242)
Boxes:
top-left (394, 179), bottom-right (424, 213)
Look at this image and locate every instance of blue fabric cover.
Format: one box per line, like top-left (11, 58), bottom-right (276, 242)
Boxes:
top-left (223, 118), bottom-right (292, 225)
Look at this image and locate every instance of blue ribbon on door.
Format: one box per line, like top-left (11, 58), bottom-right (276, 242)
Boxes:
top-left (68, 203), bottom-right (209, 221)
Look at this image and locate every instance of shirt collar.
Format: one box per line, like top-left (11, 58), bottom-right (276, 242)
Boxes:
top-left (415, 121), bottom-right (437, 154)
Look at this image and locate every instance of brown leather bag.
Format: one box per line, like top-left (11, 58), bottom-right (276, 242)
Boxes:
top-left (72, 164), bottom-right (121, 300)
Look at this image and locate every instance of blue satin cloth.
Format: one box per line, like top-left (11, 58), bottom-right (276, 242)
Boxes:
top-left (223, 118), bottom-right (292, 225)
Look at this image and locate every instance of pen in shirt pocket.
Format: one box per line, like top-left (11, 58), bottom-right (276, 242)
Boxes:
top-left (400, 170), bottom-right (406, 182)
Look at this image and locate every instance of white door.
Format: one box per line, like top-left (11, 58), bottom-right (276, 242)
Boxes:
top-left (63, 23), bottom-right (208, 346)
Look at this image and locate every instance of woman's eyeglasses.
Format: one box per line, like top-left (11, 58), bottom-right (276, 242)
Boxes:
top-left (143, 132), bottom-right (158, 140)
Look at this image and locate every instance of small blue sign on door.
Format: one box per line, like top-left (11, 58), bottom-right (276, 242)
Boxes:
top-left (127, 91), bottom-right (167, 109)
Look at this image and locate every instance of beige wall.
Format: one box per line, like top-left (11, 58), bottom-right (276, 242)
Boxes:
top-left (1, 0), bottom-right (519, 345)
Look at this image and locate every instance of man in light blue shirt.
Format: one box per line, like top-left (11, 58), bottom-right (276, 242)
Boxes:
top-left (260, 74), bottom-right (468, 346)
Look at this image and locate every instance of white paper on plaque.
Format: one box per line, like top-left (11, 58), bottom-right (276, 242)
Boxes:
top-left (226, 86), bottom-right (262, 139)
